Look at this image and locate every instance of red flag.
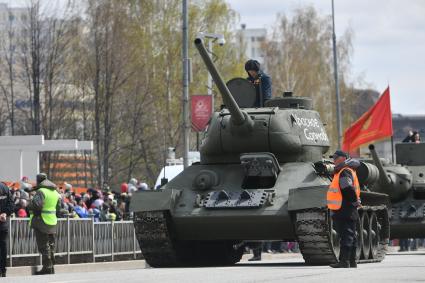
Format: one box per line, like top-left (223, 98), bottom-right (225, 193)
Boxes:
top-left (342, 87), bottom-right (393, 152)
top-left (191, 95), bottom-right (212, 132)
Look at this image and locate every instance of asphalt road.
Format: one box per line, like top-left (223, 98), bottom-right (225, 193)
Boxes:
top-left (3, 252), bottom-right (425, 283)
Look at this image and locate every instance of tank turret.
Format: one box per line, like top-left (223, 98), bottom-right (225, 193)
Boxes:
top-left (194, 38), bottom-right (330, 164)
top-left (368, 144), bottom-right (412, 201)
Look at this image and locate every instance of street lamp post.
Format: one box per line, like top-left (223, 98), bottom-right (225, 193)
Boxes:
top-left (331, 0), bottom-right (343, 149)
top-left (182, 0), bottom-right (190, 168)
top-left (196, 32), bottom-right (225, 114)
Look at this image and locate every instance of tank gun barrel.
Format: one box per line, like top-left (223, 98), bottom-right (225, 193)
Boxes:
top-left (194, 38), bottom-right (246, 125)
top-left (369, 144), bottom-right (392, 186)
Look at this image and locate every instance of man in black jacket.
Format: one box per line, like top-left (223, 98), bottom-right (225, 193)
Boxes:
top-left (0, 182), bottom-right (14, 277)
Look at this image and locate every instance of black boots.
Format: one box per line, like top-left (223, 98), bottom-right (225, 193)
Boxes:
top-left (330, 246), bottom-right (351, 268)
top-left (35, 267), bottom-right (54, 275)
top-left (1, 270), bottom-right (5, 277)
top-left (248, 247), bottom-right (262, 261)
top-left (35, 255), bottom-right (55, 275)
top-left (330, 246), bottom-right (358, 268)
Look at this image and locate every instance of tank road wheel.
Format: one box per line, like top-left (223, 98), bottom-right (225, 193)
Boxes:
top-left (369, 212), bottom-right (380, 259)
top-left (360, 211), bottom-right (371, 259)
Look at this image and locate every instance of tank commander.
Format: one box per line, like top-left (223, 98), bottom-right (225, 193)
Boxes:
top-left (28, 173), bottom-right (60, 275)
top-left (402, 130), bottom-right (420, 143)
top-left (245, 59), bottom-right (272, 107)
top-left (327, 150), bottom-right (361, 268)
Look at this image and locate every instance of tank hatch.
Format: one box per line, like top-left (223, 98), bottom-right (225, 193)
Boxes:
top-left (226, 78), bottom-right (257, 108)
top-left (396, 143), bottom-right (425, 166)
top-left (240, 152), bottom-right (280, 189)
top-left (219, 107), bottom-right (276, 116)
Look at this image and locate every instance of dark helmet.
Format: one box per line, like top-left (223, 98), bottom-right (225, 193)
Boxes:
top-left (36, 173), bottom-right (47, 185)
top-left (244, 59), bottom-right (261, 72)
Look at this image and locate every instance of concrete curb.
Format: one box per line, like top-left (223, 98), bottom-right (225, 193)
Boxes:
top-left (6, 253), bottom-right (304, 277)
top-left (6, 260), bottom-right (147, 277)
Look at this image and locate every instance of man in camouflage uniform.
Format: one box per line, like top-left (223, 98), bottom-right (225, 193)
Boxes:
top-left (28, 173), bottom-right (60, 275)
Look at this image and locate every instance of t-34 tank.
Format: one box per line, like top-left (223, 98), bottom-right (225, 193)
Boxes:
top-left (130, 38), bottom-right (390, 267)
top-left (367, 144), bottom-right (425, 239)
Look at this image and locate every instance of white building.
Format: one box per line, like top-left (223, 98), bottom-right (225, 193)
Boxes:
top-left (237, 24), bottom-right (267, 66)
top-left (0, 3), bottom-right (28, 38)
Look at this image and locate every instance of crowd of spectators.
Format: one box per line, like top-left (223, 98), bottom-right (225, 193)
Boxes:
top-left (7, 176), bottom-right (152, 222)
top-left (394, 238), bottom-right (425, 252)
top-left (262, 241), bottom-right (299, 254)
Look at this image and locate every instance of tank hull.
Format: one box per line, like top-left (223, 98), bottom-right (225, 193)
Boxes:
top-left (131, 162), bottom-right (390, 267)
top-left (389, 198), bottom-right (425, 239)
top-left (131, 162), bottom-right (326, 239)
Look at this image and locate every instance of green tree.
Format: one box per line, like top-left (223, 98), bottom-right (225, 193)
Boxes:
top-left (264, 6), bottom-right (355, 151)
top-left (77, 0), bottom-right (243, 187)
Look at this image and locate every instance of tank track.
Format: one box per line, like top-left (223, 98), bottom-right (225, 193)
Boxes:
top-left (133, 210), bottom-right (244, 267)
top-left (133, 211), bottom-right (178, 267)
top-left (294, 207), bottom-right (389, 265)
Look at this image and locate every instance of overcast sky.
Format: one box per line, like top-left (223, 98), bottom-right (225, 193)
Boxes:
top-left (227, 0), bottom-right (425, 115)
top-left (4, 1), bottom-right (424, 115)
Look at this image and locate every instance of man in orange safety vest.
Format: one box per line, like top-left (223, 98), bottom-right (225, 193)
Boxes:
top-left (327, 150), bottom-right (361, 268)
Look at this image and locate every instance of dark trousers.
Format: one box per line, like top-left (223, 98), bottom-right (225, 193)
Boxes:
top-left (250, 242), bottom-right (262, 258)
top-left (0, 231), bottom-right (7, 272)
top-left (34, 229), bottom-right (55, 268)
top-left (333, 218), bottom-right (357, 248)
top-left (399, 239), bottom-right (410, 251)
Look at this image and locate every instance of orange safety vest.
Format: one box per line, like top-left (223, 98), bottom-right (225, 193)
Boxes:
top-left (327, 167), bottom-right (360, 211)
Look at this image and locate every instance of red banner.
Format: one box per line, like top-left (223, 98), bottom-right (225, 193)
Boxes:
top-left (343, 87), bottom-right (393, 152)
top-left (191, 95), bottom-right (212, 132)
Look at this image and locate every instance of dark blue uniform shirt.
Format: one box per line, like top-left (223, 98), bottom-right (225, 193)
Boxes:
top-left (247, 71), bottom-right (272, 107)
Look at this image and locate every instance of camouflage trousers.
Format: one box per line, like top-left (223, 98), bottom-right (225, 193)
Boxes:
top-left (34, 229), bottom-right (55, 268)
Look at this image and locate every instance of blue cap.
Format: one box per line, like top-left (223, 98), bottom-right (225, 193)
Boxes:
top-left (330, 150), bottom-right (349, 159)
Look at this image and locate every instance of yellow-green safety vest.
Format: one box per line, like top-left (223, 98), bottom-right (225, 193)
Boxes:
top-left (30, 188), bottom-right (60, 226)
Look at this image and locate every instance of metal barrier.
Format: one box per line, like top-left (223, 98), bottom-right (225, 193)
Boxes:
top-left (7, 218), bottom-right (141, 266)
